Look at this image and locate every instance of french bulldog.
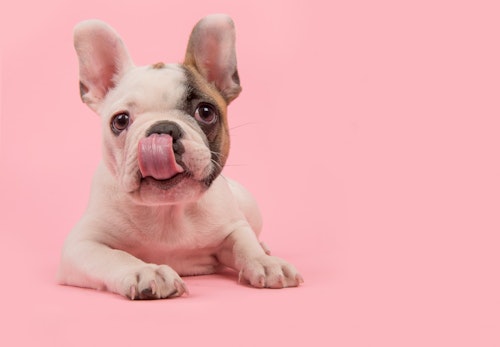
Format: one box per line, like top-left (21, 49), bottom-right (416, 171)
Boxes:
top-left (57, 14), bottom-right (303, 300)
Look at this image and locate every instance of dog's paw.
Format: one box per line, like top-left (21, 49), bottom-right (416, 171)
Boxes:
top-left (238, 255), bottom-right (304, 289)
top-left (118, 264), bottom-right (188, 300)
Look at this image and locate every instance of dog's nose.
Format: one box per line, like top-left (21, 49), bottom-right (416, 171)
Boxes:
top-left (146, 121), bottom-right (183, 142)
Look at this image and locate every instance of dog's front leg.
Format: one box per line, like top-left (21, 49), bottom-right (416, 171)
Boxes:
top-left (217, 224), bottom-right (303, 288)
top-left (58, 233), bottom-right (187, 300)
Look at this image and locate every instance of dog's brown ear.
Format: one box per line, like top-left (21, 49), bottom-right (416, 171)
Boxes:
top-left (184, 14), bottom-right (242, 104)
top-left (74, 20), bottom-right (134, 111)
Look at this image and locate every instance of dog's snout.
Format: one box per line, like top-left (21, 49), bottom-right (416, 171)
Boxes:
top-left (146, 121), bottom-right (185, 156)
top-left (146, 121), bottom-right (183, 141)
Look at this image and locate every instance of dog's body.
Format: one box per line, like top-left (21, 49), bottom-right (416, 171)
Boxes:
top-left (58, 15), bottom-right (302, 299)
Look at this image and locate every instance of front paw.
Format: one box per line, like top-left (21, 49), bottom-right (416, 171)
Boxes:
top-left (118, 264), bottom-right (188, 300)
top-left (238, 255), bottom-right (304, 289)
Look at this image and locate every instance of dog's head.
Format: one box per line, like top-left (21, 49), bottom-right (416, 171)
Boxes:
top-left (74, 15), bottom-right (241, 205)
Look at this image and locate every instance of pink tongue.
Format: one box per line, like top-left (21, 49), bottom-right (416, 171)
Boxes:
top-left (138, 134), bottom-right (184, 180)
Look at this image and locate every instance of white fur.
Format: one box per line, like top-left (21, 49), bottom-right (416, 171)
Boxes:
top-left (58, 16), bottom-right (303, 299)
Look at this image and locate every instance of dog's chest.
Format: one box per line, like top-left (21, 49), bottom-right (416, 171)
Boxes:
top-left (112, 213), bottom-right (229, 275)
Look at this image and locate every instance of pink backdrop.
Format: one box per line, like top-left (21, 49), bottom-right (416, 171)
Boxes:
top-left (1, 0), bottom-right (499, 346)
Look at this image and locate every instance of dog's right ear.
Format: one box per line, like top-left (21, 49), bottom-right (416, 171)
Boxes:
top-left (74, 20), bottom-right (134, 112)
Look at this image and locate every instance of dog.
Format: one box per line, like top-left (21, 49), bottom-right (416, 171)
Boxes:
top-left (57, 14), bottom-right (303, 299)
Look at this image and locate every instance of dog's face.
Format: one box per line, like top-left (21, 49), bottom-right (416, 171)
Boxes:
top-left (99, 64), bottom-right (231, 205)
top-left (74, 15), bottom-right (241, 204)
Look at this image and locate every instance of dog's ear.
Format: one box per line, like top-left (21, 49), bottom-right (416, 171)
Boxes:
top-left (74, 20), bottom-right (134, 111)
top-left (184, 14), bottom-right (242, 104)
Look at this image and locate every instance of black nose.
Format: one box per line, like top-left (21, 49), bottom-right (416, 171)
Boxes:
top-left (146, 121), bottom-right (185, 156)
top-left (146, 121), bottom-right (183, 141)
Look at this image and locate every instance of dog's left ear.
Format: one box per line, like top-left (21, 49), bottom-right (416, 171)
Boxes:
top-left (184, 14), bottom-right (242, 104)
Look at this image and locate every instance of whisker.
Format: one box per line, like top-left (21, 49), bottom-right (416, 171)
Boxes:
top-left (218, 173), bottom-right (229, 182)
top-left (229, 122), bottom-right (258, 131)
top-left (211, 158), bottom-right (223, 171)
top-left (222, 163), bottom-right (248, 167)
top-left (210, 150), bottom-right (247, 171)
top-left (210, 150), bottom-right (228, 163)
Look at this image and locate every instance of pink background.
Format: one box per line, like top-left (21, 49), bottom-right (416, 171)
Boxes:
top-left (1, 0), bottom-right (499, 345)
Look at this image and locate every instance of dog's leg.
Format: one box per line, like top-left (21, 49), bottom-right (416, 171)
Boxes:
top-left (216, 225), bottom-right (303, 288)
top-left (259, 241), bottom-right (271, 255)
top-left (58, 229), bottom-right (187, 300)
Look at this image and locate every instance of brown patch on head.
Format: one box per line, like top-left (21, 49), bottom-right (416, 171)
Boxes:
top-left (151, 62), bottom-right (166, 69)
top-left (182, 65), bottom-right (230, 185)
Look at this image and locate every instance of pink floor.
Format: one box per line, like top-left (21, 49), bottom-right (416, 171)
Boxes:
top-left (1, 1), bottom-right (499, 346)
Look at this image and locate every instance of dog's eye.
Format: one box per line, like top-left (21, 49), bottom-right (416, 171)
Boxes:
top-left (194, 103), bottom-right (218, 125)
top-left (111, 112), bottom-right (130, 134)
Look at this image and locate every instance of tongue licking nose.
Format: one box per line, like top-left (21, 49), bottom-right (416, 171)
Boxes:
top-left (138, 134), bottom-right (184, 180)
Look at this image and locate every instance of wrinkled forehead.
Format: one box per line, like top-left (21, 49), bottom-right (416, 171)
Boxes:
top-left (101, 64), bottom-right (187, 117)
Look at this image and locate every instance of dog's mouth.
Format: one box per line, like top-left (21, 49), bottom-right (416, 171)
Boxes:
top-left (140, 172), bottom-right (189, 190)
top-left (138, 133), bottom-right (187, 190)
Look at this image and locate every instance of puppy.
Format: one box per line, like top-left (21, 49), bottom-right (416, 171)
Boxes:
top-left (57, 14), bottom-right (303, 299)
